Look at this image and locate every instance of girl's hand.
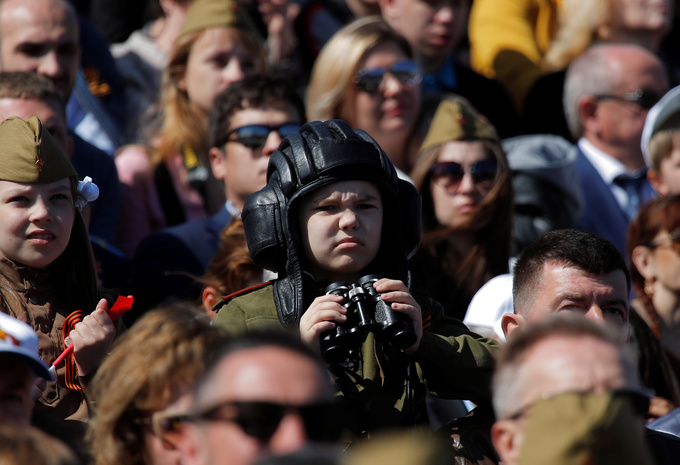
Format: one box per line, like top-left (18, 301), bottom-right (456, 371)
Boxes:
top-left (70, 299), bottom-right (116, 376)
top-left (299, 293), bottom-right (347, 353)
top-left (373, 278), bottom-right (423, 354)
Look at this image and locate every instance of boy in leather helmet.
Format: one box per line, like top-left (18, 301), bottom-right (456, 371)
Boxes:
top-left (213, 120), bottom-right (498, 436)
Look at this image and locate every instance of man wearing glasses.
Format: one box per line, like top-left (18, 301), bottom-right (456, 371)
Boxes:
top-left (130, 75), bottom-right (305, 317)
top-left (564, 43), bottom-right (669, 255)
top-left (491, 314), bottom-right (653, 465)
top-left (178, 331), bottom-right (341, 465)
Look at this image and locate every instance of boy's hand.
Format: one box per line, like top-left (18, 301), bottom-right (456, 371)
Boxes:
top-left (70, 299), bottom-right (116, 376)
top-left (299, 293), bottom-right (347, 353)
top-left (373, 278), bottom-right (423, 354)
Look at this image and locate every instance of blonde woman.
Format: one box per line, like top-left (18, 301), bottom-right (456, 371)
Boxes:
top-left (87, 304), bottom-right (227, 465)
top-left (306, 16), bottom-right (422, 174)
top-left (115, 0), bottom-right (266, 256)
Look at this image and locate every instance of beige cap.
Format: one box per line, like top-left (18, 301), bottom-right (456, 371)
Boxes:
top-left (178, 0), bottom-right (249, 39)
top-left (0, 116), bottom-right (76, 184)
top-left (419, 97), bottom-right (498, 155)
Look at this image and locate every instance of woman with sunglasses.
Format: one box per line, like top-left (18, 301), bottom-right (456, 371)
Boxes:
top-left (114, 0), bottom-right (266, 257)
top-left (410, 97), bottom-right (513, 320)
top-left (306, 16), bottom-right (422, 175)
top-left (87, 304), bottom-right (226, 465)
top-left (628, 195), bottom-right (680, 416)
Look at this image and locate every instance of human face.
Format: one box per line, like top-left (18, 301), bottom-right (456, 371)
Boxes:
top-left (644, 230), bottom-right (680, 295)
top-left (298, 180), bottom-right (383, 283)
top-left (178, 27), bottom-right (262, 116)
top-left (381, 0), bottom-right (468, 66)
top-left (590, 49), bottom-right (668, 164)
top-left (210, 104), bottom-right (301, 211)
top-left (609, 0), bottom-right (673, 37)
top-left (340, 41), bottom-right (420, 148)
top-left (0, 356), bottom-right (35, 426)
top-left (0, 178), bottom-right (75, 269)
top-left (654, 146), bottom-right (680, 195)
top-left (0, 98), bottom-right (68, 153)
top-left (180, 346), bottom-right (332, 465)
top-left (525, 264), bottom-right (629, 335)
top-left (144, 388), bottom-right (193, 465)
top-left (0, 0), bottom-right (79, 100)
top-left (429, 140), bottom-right (495, 229)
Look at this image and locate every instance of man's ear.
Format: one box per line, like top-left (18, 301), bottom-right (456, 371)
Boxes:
top-left (647, 168), bottom-right (669, 196)
top-left (491, 420), bottom-right (523, 465)
top-left (579, 96), bottom-right (599, 136)
top-left (176, 424), bottom-right (202, 465)
top-left (502, 313), bottom-right (525, 339)
top-left (209, 146), bottom-right (227, 181)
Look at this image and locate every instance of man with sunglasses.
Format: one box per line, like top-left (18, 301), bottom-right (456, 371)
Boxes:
top-left (178, 330), bottom-right (341, 465)
top-left (129, 75), bottom-right (305, 318)
top-left (564, 44), bottom-right (668, 255)
top-left (491, 314), bottom-right (654, 465)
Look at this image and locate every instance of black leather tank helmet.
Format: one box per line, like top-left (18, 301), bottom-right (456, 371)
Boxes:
top-left (241, 119), bottom-right (421, 327)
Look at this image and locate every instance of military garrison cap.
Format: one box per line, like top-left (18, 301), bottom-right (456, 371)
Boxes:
top-left (0, 116), bottom-right (76, 184)
top-left (178, 0), bottom-right (249, 39)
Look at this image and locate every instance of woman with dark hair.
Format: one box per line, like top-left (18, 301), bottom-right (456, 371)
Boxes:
top-left (410, 97), bottom-right (513, 320)
top-left (628, 195), bottom-right (680, 415)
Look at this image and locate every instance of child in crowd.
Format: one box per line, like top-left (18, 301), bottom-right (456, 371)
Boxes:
top-left (0, 117), bottom-right (117, 445)
top-left (213, 120), bottom-right (498, 436)
top-left (642, 85), bottom-right (680, 196)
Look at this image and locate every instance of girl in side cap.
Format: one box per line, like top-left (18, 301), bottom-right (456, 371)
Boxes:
top-left (0, 116), bottom-right (117, 447)
top-left (410, 97), bottom-right (513, 320)
top-left (115, 0), bottom-right (266, 257)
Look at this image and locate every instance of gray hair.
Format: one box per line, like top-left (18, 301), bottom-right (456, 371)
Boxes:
top-left (563, 45), bottom-right (620, 139)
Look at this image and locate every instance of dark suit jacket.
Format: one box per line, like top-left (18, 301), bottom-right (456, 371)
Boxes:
top-left (574, 148), bottom-right (631, 256)
top-left (128, 207), bottom-right (232, 321)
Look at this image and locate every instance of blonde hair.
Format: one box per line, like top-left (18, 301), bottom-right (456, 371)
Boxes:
top-left (542, 0), bottom-right (609, 71)
top-left (87, 304), bottom-right (227, 465)
top-left (306, 16), bottom-right (412, 122)
top-left (151, 27), bottom-right (266, 167)
top-left (648, 114), bottom-right (680, 170)
top-left (0, 425), bottom-right (79, 465)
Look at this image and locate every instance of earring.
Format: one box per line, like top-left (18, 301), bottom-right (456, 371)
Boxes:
top-left (644, 277), bottom-right (655, 296)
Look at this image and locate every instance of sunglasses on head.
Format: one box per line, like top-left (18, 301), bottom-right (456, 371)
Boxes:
top-left (594, 88), bottom-right (662, 110)
top-left (646, 229), bottom-right (680, 255)
top-left (429, 160), bottom-right (498, 191)
top-left (353, 61), bottom-right (422, 94)
top-left (223, 123), bottom-right (301, 150)
top-left (185, 400), bottom-right (343, 442)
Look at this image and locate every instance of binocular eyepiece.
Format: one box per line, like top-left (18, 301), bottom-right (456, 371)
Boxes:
top-left (320, 274), bottom-right (417, 363)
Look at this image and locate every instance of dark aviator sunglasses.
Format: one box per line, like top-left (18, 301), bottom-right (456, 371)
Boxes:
top-left (222, 123), bottom-right (302, 150)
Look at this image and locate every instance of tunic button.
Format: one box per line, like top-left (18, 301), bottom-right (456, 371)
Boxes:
top-left (29, 295), bottom-right (42, 305)
top-left (38, 323), bottom-right (49, 333)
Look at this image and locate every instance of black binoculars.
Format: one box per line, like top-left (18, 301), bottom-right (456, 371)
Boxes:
top-left (320, 274), bottom-right (417, 363)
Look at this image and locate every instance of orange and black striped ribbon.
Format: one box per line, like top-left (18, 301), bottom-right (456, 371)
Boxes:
top-left (62, 310), bottom-right (83, 393)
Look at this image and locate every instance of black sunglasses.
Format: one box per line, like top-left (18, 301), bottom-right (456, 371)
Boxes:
top-left (594, 88), bottom-right (662, 110)
top-left (185, 400), bottom-right (343, 442)
top-left (429, 160), bottom-right (498, 191)
top-left (353, 61), bottom-right (422, 94)
top-left (222, 123), bottom-right (301, 150)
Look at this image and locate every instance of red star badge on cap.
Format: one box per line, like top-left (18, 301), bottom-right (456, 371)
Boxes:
top-left (35, 154), bottom-right (45, 171)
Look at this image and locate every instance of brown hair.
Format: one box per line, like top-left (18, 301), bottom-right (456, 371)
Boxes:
top-left (87, 304), bottom-right (227, 465)
top-left (201, 219), bottom-right (262, 297)
top-left (627, 195), bottom-right (680, 329)
top-left (647, 114), bottom-right (680, 171)
top-left (410, 137), bottom-right (513, 298)
top-left (0, 425), bottom-right (80, 465)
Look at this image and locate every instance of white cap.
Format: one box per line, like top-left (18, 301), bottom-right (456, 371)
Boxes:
top-left (464, 273), bottom-right (514, 342)
top-left (0, 312), bottom-right (54, 380)
top-left (641, 85), bottom-right (680, 167)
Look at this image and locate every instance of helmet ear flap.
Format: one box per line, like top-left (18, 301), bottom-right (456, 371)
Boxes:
top-left (242, 182), bottom-right (287, 272)
top-left (398, 179), bottom-right (422, 259)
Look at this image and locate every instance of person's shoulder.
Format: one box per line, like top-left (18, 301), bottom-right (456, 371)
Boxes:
top-left (219, 282), bottom-right (274, 307)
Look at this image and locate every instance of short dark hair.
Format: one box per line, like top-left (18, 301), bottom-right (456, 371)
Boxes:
top-left (192, 330), bottom-right (327, 403)
top-left (512, 229), bottom-right (631, 315)
top-left (208, 74), bottom-right (306, 149)
top-left (0, 71), bottom-right (65, 114)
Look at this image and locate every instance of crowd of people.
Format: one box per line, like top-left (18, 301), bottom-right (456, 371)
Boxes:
top-left (0, 0), bottom-right (679, 464)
